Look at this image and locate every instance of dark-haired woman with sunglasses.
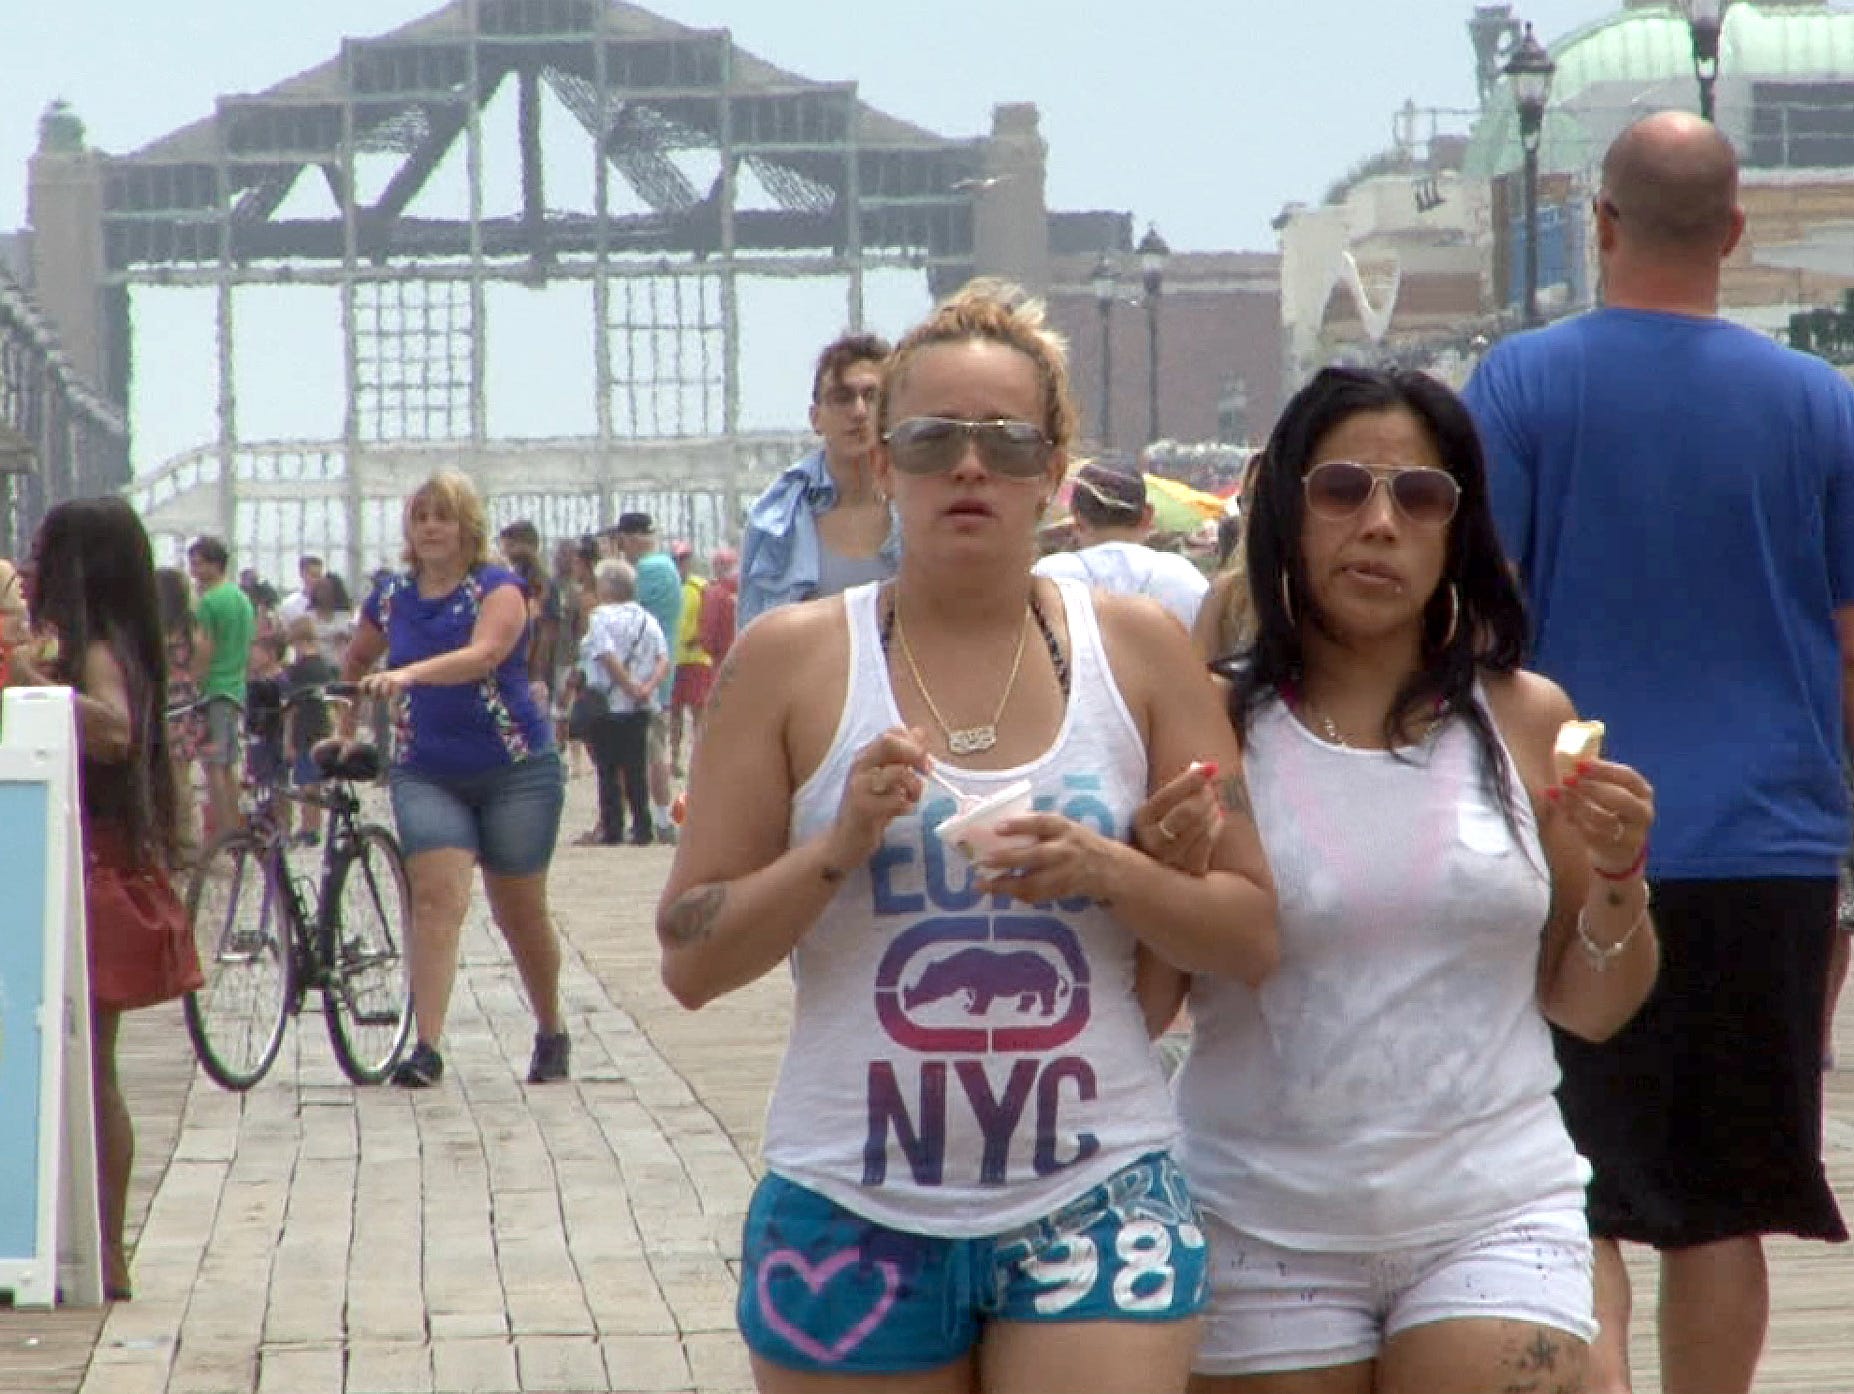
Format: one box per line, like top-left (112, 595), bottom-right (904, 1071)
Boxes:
top-left (658, 280), bottom-right (1276, 1393)
top-left (1141, 367), bottom-right (1661, 1393)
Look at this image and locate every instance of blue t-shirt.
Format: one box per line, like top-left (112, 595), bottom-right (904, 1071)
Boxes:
top-left (362, 565), bottom-right (552, 779)
top-left (1465, 308), bottom-right (1854, 879)
top-left (635, 552), bottom-right (683, 708)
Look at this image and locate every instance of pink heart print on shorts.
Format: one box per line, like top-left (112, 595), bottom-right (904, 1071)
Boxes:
top-left (755, 1247), bottom-right (903, 1365)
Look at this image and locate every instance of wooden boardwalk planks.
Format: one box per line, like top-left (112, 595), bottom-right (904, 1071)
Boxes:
top-left (3, 773), bottom-right (1849, 1392)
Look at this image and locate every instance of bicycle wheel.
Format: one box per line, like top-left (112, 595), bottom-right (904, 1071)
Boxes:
top-left (183, 833), bottom-right (294, 1090)
top-left (322, 824), bottom-right (414, 1084)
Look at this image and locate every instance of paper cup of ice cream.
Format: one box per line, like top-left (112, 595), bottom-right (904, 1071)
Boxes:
top-left (934, 779), bottom-right (1036, 868)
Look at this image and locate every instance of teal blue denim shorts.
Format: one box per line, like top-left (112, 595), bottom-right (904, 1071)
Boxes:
top-left (738, 1151), bottom-right (1208, 1376)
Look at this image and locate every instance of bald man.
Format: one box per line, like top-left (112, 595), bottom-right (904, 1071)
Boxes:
top-left (1467, 111), bottom-right (1853, 1394)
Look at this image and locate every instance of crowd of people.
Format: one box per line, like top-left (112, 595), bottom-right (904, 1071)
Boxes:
top-left (0, 467), bottom-right (750, 1282)
top-left (1, 110), bottom-right (1847, 1394)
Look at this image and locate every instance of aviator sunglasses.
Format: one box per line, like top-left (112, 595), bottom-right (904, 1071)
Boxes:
top-left (882, 417), bottom-right (1053, 478)
top-left (1303, 460), bottom-right (1461, 527)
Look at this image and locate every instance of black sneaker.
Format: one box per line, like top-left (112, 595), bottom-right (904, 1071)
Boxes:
top-left (391, 1041), bottom-right (444, 1088)
top-left (527, 1030), bottom-right (570, 1084)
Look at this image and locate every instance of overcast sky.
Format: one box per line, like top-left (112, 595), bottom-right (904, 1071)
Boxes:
top-left (3, 0), bottom-right (1632, 474)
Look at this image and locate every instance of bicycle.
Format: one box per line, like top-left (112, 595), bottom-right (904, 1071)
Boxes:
top-left (179, 682), bottom-right (414, 1089)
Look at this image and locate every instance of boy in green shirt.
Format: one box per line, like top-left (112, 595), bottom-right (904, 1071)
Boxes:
top-left (187, 535), bottom-right (255, 837)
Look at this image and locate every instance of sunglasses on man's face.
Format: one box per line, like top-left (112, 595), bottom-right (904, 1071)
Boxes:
top-left (1303, 460), bottom-right (1461, 527)
top-left (882, 417), bottom-right (1053, 479)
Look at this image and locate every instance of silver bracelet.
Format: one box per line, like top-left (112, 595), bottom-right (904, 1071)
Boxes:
top-left (1576, 889), bottom-right (1652, 973)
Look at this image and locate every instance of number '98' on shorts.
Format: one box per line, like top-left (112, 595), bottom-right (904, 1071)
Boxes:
top-left (737, 1151), bottom-right (1209, 1376)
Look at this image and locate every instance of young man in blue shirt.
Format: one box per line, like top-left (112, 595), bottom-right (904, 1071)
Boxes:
top-left (1466, 111), bottom-right (1854, 1394)
top-left (737, 333), bottom-right (899, 629)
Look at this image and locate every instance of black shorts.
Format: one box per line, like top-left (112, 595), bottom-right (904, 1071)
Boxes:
top-left (1554, 877), bottom-right (1847, 1249)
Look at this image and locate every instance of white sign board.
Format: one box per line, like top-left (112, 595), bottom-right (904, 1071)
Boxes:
top-left (0, 687), bottom-right (100, 1308)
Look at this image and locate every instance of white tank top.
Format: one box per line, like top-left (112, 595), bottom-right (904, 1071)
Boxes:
top-left (1174, 691), bottom-right (1587, 1250)
top-left (763, 578), bottom-right (1177, 1236)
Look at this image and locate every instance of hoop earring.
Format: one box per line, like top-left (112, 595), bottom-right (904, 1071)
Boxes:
top-left (1279, 570), bottom-right (1295, 628)
top-left (1440, 581), bottom-right (1459, 648)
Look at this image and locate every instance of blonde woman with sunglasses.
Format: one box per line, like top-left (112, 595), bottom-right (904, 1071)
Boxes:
top-left (1140, 367), bottom-right (1660, 1394)
top-left (658, 281), bottom-right (1276, 1394)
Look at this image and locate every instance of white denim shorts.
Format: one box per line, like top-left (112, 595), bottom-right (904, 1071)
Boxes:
top-left (1193, 1203), bottom-right (1597, 1376)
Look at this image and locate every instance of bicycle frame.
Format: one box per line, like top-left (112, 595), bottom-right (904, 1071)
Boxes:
top-left (241, 766), bottom-right (378, 1005)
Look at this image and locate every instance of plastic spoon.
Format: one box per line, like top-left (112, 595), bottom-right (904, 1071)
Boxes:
top-left (924, 758), bottom-right (982, 813)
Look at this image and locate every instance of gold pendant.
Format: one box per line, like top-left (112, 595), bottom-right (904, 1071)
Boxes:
top-left (947, 725), bottom-right (997, 756)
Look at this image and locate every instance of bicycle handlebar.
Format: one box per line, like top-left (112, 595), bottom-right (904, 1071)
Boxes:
top-left (165, 680), bottom-right (363, 723)
top-left (281, 681), bottom-right (361, 708)
top-left (303, 681), bottom-right (361, 707)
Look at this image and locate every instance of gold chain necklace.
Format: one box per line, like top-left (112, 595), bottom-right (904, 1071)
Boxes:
top-left (893, 599), bottom-right (1031, 756)
top-left (1303, 699), bottom-right (1350, 748)
top-left (1300, 694), bottom-right (1447, 750)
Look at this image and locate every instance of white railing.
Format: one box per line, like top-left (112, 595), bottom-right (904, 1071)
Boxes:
top-left (125, 432), bottom-right (814, 587)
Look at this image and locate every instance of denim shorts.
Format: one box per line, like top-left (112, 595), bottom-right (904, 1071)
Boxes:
top-left (738, 1152), bottom-right (1208, 1376)
top-left (201, 696), bottom-right (242, 767)
top-left (388, 750), bottom-right (564, 877)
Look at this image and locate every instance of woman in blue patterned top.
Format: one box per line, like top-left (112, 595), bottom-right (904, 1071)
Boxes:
top-left (329, 470), bottom-right (569, 1088)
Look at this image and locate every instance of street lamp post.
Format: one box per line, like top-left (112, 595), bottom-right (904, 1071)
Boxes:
top-left (1092, 253), bottom-right (1116, 449)
top-left (1505, 24), bottom-right (1556, 328)
top-left (1680, 0), bottom-right (1731, 122)
top-left (1137, 226), bottom-right (1169, 445)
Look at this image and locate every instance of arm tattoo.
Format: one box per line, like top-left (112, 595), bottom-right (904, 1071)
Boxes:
top-left (662, 884), bottom-right (727, 947)
top-left (704, 651), bottom-right (742, 723)
top-left (1212, 771), bottom-right (1254, 820)
top-left (821, 865), bottom-right (846, 885)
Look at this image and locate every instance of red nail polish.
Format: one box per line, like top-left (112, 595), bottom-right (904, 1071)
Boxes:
top-left (1545, 786), bottom-right (1562, 802)
top-left (1199, 761), bottom-right (1220, 781)
top-left (1563, 774), bottom-right (1580, 789)
top-left (1576, 760), bottom-right (1596, 776)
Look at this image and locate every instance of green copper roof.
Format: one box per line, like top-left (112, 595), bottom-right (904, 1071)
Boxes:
top-left (1464, 3), bottom-right (1854, 178)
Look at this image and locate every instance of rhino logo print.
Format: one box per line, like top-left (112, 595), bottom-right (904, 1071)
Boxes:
top-left (902, 948), bottom-right (1070, 1017)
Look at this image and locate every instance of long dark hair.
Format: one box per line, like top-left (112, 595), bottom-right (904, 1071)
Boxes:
top-left (30, 498), bottom-right (177, 867)
top-left (154, 567), bottom-right (192, 647)
top-left (1219, 366), bottom-right (1529, 814)
top-left (311, 572), bottom-right (352, 614)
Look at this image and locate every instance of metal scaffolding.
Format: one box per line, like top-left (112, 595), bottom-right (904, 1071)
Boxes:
top-left (0, 265), bottom-right (128, 556)
top-left (90, 0), bottom-right (989, 583)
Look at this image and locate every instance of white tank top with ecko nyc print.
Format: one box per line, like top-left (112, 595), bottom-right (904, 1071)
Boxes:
top-left (764, 578), bottom-right (1177, 1238)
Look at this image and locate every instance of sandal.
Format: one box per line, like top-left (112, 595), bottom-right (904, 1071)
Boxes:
top-left (104, 1243), bottom-right (132, 1301)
